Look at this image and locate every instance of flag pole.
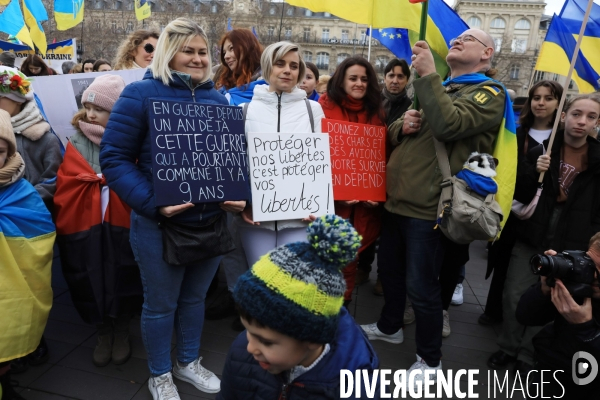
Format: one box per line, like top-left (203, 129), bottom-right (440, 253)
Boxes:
top-left (367, 25), bottom-right (372, 61)
top-left (413, 0), bottom-right (429, 110)
top-left (539, 0), bottom-right (594, 184)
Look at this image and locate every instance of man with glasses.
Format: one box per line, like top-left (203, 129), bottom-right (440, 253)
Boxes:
top-left (360, 28), bottom-right (509, 390)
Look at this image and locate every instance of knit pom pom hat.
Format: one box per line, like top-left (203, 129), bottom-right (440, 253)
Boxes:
top-left (81, 74), bottom-right (125, 112)
top-left (233, 215), bottom-right (362, 343)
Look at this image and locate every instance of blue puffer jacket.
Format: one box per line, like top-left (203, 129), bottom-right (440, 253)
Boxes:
top-left (217, 308), bottom-right (380, 400)
top-left (100, 70), bottom-right (229, 223)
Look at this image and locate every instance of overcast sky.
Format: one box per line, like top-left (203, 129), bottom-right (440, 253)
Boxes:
top-left (441, 0), bottom-right (573, 16)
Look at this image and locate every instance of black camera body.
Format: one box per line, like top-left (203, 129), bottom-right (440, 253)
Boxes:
top-left (530, 250), bottom-right (597, 298)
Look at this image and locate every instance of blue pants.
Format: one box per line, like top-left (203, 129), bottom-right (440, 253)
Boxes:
top-left (376, 209), bottom-right (445, 366)
top-left (130, 212), bottom-right (221, 376)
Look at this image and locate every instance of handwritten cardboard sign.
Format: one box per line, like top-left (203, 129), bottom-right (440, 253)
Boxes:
top-left (322, 119), bottom-right (386, 201)
top-left (247, 132), bottom-right (335, 222)
top-left (149, 100), bottom-right (250, 206)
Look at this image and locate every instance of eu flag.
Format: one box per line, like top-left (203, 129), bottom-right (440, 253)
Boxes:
top-left (367, 28), bottom-right (412, 63)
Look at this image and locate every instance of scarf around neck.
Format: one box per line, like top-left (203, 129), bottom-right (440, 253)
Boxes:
top-left (0, 153), bottom-right (25, 187)
top-left (78, 120), bottom-right (105, 146)
top-left (11, 101), bottom-right (49, 141)
top-left (381, 87), bottom-right (407, 118)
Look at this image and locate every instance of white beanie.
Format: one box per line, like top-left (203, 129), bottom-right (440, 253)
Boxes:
top-left (0, 66), bottom-right (34, 103)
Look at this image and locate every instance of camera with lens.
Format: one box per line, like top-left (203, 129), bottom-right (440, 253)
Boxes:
top-left (530, 250), bottom-right (597, 298)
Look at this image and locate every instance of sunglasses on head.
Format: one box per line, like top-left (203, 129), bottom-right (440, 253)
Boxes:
top-left (143, 43), bottom-right (155, 54)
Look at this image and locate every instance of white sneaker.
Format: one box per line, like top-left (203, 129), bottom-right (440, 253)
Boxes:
top-left (148, 372), bottom-right (180, 400)
top-left (360, 323), bottom-right (404, 344)
top-left (172, 357), bottom-right (220, 394)
top-left (407, 355), bottom-right (442, 393)
top-left (451, 283), bottom-right (464, 305)
top-left (404, 299), bottom-right (415, 325)
top-left (442, 310), bottom-right (451, 338)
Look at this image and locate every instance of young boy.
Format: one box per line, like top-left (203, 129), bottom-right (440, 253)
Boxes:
top-left (216, 215), bottom-right (380, 400)
top-left (0, 109), bottom-right (55, 398)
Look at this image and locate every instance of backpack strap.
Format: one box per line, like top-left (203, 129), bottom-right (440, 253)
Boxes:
top-left (304, 99), bottom-right (315, 133)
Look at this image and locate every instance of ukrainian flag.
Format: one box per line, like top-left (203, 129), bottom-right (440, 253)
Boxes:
top-left (285, 0), bottom-right (468, 76)
top-left (0, 0), bottom-right (34, 50)
top-left (535, 15), bottom-right (600, 93)
top-left (559, 0), bottom-right (600, 80)
top-left (135, 0), bottom-right (151, 21)
top-left (22, 0), bottom-right (48, 54)
top-left (0, 178), bottom-right (55, 363)
top-left (54, 0), bottom-right (84, 31)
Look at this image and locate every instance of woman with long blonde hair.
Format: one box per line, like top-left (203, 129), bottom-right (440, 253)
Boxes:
top-left (113, 29), bottom-right (159, 70)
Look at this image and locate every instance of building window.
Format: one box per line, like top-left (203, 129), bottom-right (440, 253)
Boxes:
top-left (113, 0), bottom-right (122, 10)
top-left (126, 0), bottom-right (134, 11)
top-left (269, 6), bottom-right (276, 15)
top-left (490, 17), bottom-right (506, 29)
top-left (94, 0), bottom-right (103, 9)
top-left (360, 30), bottom-right (366, 43)
top-left (268, 26), bottom-right (275, 39)
top-left (126, 21), bottom-right (134, 33)
top-left (493, 37), bottom-right (502, 52)
top-left (341, 30), bottom-right (349, 41)
top-left (515, 19), bottom-right (531, 30)
top-left (211, 4), bottom-right (217, 13)
top-left (96, 20), bottom-right (101, 30)
top-left (111, 21), bottom-right (117, 32)
top-left (194, 1), bottom-right (201, 12)
top-left (511, 38), bottom-right (527, 53)
top-left (303, 27), bottom-right (311, 41)
top-left (286, 7), bottom-right (294, 16)
top-left (337, 53), bottom-right (350, 64)
top-left (285, 27), bottom-right (292, 40)
top-left (324, 12), bottom-right (331, 17)
top-left (322, 28), bottom-right (330, 42)
top-left (303, 51), bottom-right (313, 62)
top-left (467, 16), bottom-right (482, 28)
top-left (533, 70), bottom-right (545, 82)
top-left (316, 52), bottom-right (329, 69)
top-left (510, 65), bottom-right (520, 80)
top-left (305, 9), bottom-right (312, 17)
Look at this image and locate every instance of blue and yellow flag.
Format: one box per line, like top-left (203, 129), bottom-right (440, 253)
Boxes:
top-left (0, 177), bottom-right (55, 363)
top-left (367, 28), bottom-right (413, 63)
top-left (285, 0), bottom-right (468, 76)
top-left (536, 14), bottom-right (600, 94)
top-left (0, 0), bottom-right (34, 49)
top-left (559, 0), bottom-right (600, 78)
top-left (135, 0), bottom-right (151, 21)
top-left (54, 0), bottom-right (83, 31)
top-left (22, 0), bottom-right (48, 54)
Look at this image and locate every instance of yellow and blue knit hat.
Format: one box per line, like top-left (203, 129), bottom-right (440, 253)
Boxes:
top-left (233, 215), bottom-right (361, 343)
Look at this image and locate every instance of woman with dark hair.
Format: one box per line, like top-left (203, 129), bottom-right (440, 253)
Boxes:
top-left (481, 80), bottom-right (564, 327)
top-left (300, 62), bottom-right (320, 101)
top-left (216, 29), bottom-right (264, 105)
top-left (113, 29), bottom-right (159, 70)
top-left (318, 56), bottom-right (385, 306)
top-left (82, 59), bottom-right (96, 73)
top-left (20, 54), bottom-right (55, 76)
top-left (93, 59), bottom-right (112, 72)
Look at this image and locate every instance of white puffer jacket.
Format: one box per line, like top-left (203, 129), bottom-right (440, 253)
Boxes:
top-left (240, 84), bottom-right (325, 231)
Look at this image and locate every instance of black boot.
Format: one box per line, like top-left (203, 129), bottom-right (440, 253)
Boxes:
top-left (0, 371), bottom-right (26, 400)
top-left (8, 357), bottom-right (28, 375)
top-left (27, 336), bottom-right (49, 366)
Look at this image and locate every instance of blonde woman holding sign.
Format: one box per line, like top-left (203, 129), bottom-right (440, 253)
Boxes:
top-left (100, 18), bottom-right (245, 400)
top-left (239, 41), bottom-right (325, 267)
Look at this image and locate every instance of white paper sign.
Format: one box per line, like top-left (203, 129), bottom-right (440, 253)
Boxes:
top-left (247, 132), bottom-right (335, 222)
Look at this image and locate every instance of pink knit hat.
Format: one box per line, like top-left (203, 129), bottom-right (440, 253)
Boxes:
top-left (81, 74), bottom-right (125, 112)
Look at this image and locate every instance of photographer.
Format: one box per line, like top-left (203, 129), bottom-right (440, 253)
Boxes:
top-left (516, 233), bottom-right (600, 397)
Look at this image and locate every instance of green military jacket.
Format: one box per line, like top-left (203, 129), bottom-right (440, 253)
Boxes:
top-left (386, 72), bottom-right (505, 221)
top-left (70, 131), bottom-right (102, 173)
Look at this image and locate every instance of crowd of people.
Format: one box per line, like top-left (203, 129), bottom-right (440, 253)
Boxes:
top-left (0, 16), bottom-right (599, 400)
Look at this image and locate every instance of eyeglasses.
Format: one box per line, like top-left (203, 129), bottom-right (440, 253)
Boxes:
top-left (449, 34), bottom-right (488, 48)
top-left (143, 43), bottom-right (155, 54)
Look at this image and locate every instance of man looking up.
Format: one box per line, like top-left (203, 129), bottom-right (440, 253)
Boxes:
top-left (361, 28), bottom-right (509, 389)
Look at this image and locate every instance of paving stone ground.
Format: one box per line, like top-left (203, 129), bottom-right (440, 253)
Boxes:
top-left (13, 240), bottom-right (527, 399)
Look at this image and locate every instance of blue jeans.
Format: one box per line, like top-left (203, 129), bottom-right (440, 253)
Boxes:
top-left (376, 210), bottom-right (445, 366)
top-left (130, 212), bottom-right (221, 376)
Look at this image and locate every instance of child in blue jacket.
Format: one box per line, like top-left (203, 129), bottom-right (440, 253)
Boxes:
top-left (218, 215), bottom-right (380, 400)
